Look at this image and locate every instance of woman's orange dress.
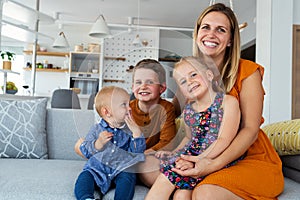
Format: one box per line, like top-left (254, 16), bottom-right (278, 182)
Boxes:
top-left (197, 59), bottom-right (284, 199)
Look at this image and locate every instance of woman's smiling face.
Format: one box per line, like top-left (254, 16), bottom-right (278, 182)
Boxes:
top-left (196, 11), bottom-right (231, 61)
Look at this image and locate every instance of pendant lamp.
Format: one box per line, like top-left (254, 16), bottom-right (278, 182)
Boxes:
top-left (89, 15), bottom-right (111, 38)
top-left (52, 32), bottom-right (69, 48)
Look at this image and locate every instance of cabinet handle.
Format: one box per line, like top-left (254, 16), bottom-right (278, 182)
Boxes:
top-left (71, 78), bottom-right (98, 81)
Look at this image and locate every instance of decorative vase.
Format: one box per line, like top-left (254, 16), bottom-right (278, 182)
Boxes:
top-left (2, 61), bottom-right (11, 70)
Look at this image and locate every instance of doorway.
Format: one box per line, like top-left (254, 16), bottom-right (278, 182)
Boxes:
top-left (292, 25), bottom-right (300, 119)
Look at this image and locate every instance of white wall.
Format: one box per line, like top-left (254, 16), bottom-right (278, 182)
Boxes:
top-left (257, 0), bottom-right (294, 124)
top-left (294, 0), bottom-right (300, 24)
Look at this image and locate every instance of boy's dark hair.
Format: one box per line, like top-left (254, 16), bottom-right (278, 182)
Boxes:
top-left (132, 59), bottom-right (166, 84)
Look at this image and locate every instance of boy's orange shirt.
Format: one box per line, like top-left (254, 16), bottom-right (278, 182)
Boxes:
top-left (130, 98), bottom-right (176, 151)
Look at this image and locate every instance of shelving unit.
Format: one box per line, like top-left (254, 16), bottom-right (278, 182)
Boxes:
top-left (1, 0), bottom-right (54, 43)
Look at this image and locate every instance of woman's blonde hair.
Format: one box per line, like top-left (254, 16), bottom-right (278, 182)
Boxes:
top-left (193, 3), bottom-right (240, 93)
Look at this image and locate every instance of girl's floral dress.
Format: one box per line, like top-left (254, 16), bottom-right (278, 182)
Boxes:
top-left (160, 92), bottom-right (242, 189)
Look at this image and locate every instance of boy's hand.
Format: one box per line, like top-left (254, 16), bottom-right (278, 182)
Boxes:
top-left (155, 150), bottom-right (173, 158)
top-left (125, 112), bottom-right (142, 138)
top-left (95, 131), bottom-right (113, 150)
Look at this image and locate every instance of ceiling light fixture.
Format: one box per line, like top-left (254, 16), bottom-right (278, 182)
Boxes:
top-left (52, 31), bottom-right (69, 48)
top-left (132, 0), bottom-right (142, 46)
top-left (89, 14), bottom-right (111, 38)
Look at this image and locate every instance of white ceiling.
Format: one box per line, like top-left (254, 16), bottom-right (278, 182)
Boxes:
top-left (1, 0), bottom-right (257, 46)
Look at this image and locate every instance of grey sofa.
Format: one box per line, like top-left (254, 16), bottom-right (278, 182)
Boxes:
top-left (0, 96), bottom-right (299, 200)
top-left (0, 97), bottom-right (148, 200)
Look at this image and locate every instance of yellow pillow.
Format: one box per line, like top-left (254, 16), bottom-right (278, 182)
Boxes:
top-left (262, 119), bottom-right (300, 156)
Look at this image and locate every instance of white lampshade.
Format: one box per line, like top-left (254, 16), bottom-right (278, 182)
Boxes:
top-left (52, 32), bottom-right (69, 48)
top-left (89, 15), bottom-right (111, 38)
top-left (132, 34), bottom-right (142, 46)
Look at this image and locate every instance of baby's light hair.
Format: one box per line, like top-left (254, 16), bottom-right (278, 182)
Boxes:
top-left (94, 86), bottom-right (128, 117)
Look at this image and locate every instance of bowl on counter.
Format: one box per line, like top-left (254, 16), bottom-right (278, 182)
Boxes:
top-left (92, 69), bottom-right (98, 73)
top-left (5, 89), bottom-right (18, 95)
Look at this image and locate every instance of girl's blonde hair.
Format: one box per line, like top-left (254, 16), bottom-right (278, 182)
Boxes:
top-left (193, 3), bottom-right (240, 93)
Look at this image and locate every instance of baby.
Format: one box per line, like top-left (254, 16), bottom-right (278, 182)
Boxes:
top-left (74, 86), bottom-right (146, 200)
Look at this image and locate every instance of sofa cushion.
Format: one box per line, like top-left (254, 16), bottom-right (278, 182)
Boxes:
top-left (0, 159), bottom-right (85, 200)
top-left (262, 119), bottom-right (300, 156)
top-left (46, 108), bottom-right (95, 160)
top-left (0, 98), bottom-right (48, 158)
top-left (0, 159), bottom-right (149, 200)
top-left (281, 155), bottom-right (300, 171)
top-left (282, 166), bottom-right (300, 183)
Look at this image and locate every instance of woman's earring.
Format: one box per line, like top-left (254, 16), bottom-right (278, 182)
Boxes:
top-left (227, 43), bottom-right (231, 47)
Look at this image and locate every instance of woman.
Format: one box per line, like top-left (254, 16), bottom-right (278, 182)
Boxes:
top-left (171, 3), bottom-right (284, 200)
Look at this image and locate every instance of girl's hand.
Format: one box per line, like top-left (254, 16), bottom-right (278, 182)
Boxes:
top-left (95, 130), bottom-right (113, 150)
top-left (174, 157), bottom-right (194, 171)
top-left (155, 150), bottom-right (173, 158)
top-left (172, 155), bottom-right (216, 178)
top-left (125, 112), bottom-right (142, 138)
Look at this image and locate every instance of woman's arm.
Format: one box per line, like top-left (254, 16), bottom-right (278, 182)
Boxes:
top-left (172, 70), bottom-right (264, 177)
top-left (213, 70), bottom-right (263, 166)
top-left (199, 95), bottom-right (240, 159)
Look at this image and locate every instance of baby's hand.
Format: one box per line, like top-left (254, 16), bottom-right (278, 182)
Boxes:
top-left (155, 150), bottom-right (173, 159)
top-left (125, 112), bottom-right (142, 138)
top-left (94, 131), bottom-right (113, 150)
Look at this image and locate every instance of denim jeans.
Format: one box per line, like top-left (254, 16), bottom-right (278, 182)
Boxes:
top-left (74, 170), bottom-right (136, 200)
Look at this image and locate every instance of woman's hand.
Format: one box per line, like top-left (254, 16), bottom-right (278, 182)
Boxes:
top-left (172, 155), bottom-right (217, 178)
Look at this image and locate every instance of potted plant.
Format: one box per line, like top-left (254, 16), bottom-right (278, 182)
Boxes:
top-left (0, 51), bottom-right (15, 70)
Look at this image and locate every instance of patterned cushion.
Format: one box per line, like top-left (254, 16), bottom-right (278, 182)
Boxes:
top-left (262, 119), bottom-right (300, 156)
top-left (0, 98), bottom-right (48, 158)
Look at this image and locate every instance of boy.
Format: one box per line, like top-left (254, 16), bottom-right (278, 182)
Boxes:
top-left (130, 59), bottom-right (176, 153)
top-left (74, 86), bottom-right (146, 200)
top-left (130, 59), bottom-right (177, 187)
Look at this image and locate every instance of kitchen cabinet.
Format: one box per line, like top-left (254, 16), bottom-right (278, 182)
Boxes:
top-left (69, 52), bottom-right (101, 96)
top-left (69, 52), bottom-right (100, 74)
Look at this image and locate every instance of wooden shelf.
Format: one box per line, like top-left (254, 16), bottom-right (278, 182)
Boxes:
top-left (23, 51), bottom-right (69, 57)
top-left (159, 57), bottom-right (180, 62)
top-left (103, 79), bottom-right (125, 83)
top-left (23, 68), bottom-right (68, 72)
top-left (104, 56), bottom-right (126, 61)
